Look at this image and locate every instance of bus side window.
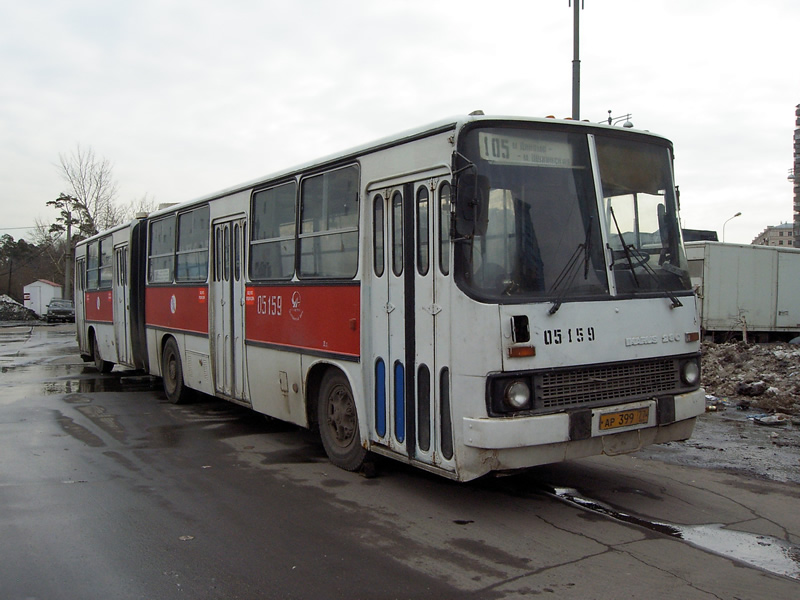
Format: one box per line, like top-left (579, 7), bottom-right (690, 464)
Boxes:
top-left (98, 237), bottom-right (113, 289)
top-left (233, 223), bottom-right (240, 282)
top-left (87, 241), bottom-right (99, 290)
top-left (299, 165), bottom-right (359, 279)
top-left (250, 182), bottom-right (297, 281)
top-left (148, 216), bottom-right (176, 284)
top-left (214, 228), bottom-right (221, 281)
top-left (391, 191), bottom-right (403, 277)
top-left (438, 182), bottom-right (451, 276)
top-left (373, 194), bottom-right (385, 277)
top-left (176, 206), bottom-right (210, 282)
top-left (416, 186), bottom-right (429, 276)
top-left (76, 259), bottom-right (85, 292)
top-left (223, 224), bottom-right (230, 282)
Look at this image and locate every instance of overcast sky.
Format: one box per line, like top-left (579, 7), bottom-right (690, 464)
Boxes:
top-left (1, 0), bottom-right (798, 245)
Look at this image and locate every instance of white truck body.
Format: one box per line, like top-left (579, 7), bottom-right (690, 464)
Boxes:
top-left (686, 241), bottom-right (800, 340)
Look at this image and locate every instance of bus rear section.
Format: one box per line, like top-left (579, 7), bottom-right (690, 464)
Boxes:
top-left (75, 219), bottom-right (147, 373)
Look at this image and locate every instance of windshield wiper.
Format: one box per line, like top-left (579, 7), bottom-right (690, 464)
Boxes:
top-left (608, 206), bottom-right (639, 285)
top-left (625, 246), bottom-right (683, 309)
top-left (549, 216), bottom-right (594, 315)
top-left (608, 206), bottom-right (682, 309)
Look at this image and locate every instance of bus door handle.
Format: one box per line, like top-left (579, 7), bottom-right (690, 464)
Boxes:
top-left (423, 304), bottom-right (442, 315)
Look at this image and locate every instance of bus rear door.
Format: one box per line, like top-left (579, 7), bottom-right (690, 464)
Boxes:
top-left (211, 217), bottom-right (248, 402)
top-left (75, 257), bottom-right (88, 355)
top-left (113, 244), bottom-right (130, 366)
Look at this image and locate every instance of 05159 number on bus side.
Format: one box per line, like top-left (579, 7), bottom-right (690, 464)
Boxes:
top-left (543, 327), bottom-right (596, 345)
top-left (256, 294), bottom-right (283, 316)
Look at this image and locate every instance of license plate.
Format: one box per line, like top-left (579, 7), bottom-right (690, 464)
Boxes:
top-left (599, 407), bottom-right (650, 431)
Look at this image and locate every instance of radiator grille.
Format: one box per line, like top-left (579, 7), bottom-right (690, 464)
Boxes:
top-left (536, 359), bottom-right (679, 410)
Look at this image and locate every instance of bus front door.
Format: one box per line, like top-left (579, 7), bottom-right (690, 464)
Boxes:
top-left (211, 218), bottom-right (248, 402)
top-left (371, 172), bottom-right (453, 472)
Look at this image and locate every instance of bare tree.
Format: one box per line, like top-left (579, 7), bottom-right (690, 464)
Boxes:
top-left (32, 218), bottom-right (65, 274)
top-left (57, 144), bottom-right (122, 234)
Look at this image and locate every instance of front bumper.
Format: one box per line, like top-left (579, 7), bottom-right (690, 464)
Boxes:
top-left (462, 388), bottom-right (705, 450)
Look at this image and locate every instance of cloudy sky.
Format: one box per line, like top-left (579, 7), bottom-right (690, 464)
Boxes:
top-left (1, 0), bottom-right (797, 244)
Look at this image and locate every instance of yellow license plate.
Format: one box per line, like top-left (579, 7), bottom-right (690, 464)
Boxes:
top-left (599, 407), bottom-right (650, 431)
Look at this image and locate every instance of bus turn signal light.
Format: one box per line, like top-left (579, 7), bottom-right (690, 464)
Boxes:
top-left (508, 346), bottom-right (536, 358)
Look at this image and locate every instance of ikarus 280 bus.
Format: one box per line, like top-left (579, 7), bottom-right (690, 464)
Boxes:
top-left (74, 114), bottom-right (704, 481)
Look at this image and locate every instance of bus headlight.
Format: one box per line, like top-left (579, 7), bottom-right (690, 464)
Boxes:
top-left (504, 381), bottom-right (532, 410)
top-left (680, 358), bottom-right (701, 386)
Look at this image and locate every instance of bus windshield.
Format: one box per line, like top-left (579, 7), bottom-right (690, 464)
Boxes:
top-left (596, 136), bottom-right (691, 294)
top-left (454, 125), bottom-right (691, 303)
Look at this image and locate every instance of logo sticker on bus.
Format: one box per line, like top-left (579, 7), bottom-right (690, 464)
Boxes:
top-left (290, 291), bottom-right (303, 321)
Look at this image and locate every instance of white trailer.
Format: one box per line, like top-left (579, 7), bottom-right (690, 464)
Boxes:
top-left (686, 241), bottom-right (800, 341)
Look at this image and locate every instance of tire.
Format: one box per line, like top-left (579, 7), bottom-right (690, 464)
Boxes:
top-left (317, 370), bottom-right (367, 471)
top-left (92, 335), bottom-right (113, 373)
top-left (161, 338), bottom-right (191, 404)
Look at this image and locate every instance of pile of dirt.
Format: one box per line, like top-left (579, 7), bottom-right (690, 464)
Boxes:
top-left (701, 341), bottom-right (800, 415)
top-left (0, 295), bottom-right (39, 322)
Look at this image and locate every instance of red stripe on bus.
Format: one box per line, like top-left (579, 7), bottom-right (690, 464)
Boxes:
top-left (145, 286), bottom-right (209, 334)
top-left (85, 290), bottom-right (113, 323)
top-left (245, 284), bottom-right (360, 358)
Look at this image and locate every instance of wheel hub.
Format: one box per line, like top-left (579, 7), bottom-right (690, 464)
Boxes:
top-left (327, 386), bottom-right (355, 447)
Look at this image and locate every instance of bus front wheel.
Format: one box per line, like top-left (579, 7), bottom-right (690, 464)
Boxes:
top-left (161, 338), bottom-right (190, 404)
top-left (317, 370), bottom-right (367, 472)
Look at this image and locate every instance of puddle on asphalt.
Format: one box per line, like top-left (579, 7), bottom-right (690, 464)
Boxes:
top-left (549, 487), bottom-right (800, 580)
top-left (55, 411), bottom-right (106, 448)
top-left (0, 359), bottom-right (160, 403)
top-left (42, 374), bottom-right (160, 395)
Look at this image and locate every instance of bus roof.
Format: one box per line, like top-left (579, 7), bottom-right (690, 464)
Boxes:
top-left (105, 113), bottom-right (673, 227)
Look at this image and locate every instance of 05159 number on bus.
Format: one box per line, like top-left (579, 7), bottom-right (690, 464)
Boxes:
top-left (543, 327), bottom-right (596, 345)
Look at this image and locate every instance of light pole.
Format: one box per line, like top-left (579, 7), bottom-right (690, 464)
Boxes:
top-left (722, 212), bottom-right (742, 242)
top-left (571, 1), bottom-right (582, 120)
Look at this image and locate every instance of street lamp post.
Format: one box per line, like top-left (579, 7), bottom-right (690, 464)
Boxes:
top-left (571, 0), bottom-right (583, 120)
top-left (722, 212), bottom-right (742, 242)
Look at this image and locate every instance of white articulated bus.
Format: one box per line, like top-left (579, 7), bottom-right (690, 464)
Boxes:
top-left (75, 114), bottom-right (704, 481)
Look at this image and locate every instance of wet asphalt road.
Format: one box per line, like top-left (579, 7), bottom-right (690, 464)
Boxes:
top-left (1, 324), bottom-right (798, 599)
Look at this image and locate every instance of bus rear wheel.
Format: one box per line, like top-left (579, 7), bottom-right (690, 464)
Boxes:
top-left (317, 370), bottom-right (367, 472)
top-left (161, 338), bottom-right (190, 404)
